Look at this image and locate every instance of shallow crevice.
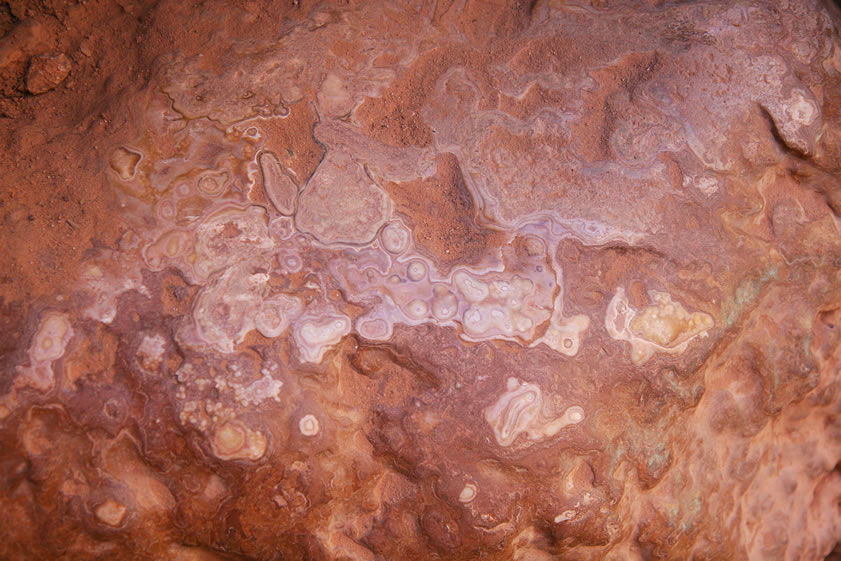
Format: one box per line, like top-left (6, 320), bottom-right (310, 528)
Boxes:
top-left (758, 104), bottom-right (811, 161)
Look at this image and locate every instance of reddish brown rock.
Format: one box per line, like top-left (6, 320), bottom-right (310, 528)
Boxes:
top-left (1, 1), bottom-right (841, 561)
top-left (25, 52), bottom-right (70, 95)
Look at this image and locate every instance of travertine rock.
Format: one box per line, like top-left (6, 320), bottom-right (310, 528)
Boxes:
top-left (2, 1), bottom-right (841, 560)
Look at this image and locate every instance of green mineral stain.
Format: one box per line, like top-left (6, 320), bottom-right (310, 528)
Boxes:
top-left (679, 496), bottom-right (703, 532)
top-left (667, 495), bottom-right (704, 532)
top-left (723, 266), bottom-right (778, 326)
top-left (647, 443), bottom-right (670, 471)
top-left (606, 442), bottom-right (626, 476)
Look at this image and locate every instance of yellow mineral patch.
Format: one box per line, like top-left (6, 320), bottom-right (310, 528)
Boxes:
top-left (110, 147), bottom-right (141, 180)
top-left (211, 420), bottom-right (267, 461)
top-left (30, 312), bottom-right (73, 364)
top-left (605, 287), bottom-right (713, 365)
top-left (95, 499), bottom-right (127, 526)
top-left (630, 292), bottom-right (713, 348)
top-left (213, 421), bottom-right (245, 455)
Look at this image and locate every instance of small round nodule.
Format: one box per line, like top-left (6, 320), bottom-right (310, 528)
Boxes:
top-left (406, 299), bottom-right (429, 319)
top-left (406, 260), bottom-right (427, 281)
top-left (299, 414), bottom-right (320, 436)
top-left (214, 422), bottom-right (246, 456)
top-left (358, 317), bottom-right (390, 340)
top-left (380, 222), bottom-right (410, 254)
top-left (197, 171), bottom-right (228, 197)
top-left (458, 483), bottom-right (478, 503)
top-left (243, 126), bottom-right (261, 140)
top-left (566, 406), bottom-right (585, 423)
top-left (431, 286), bottom-right (458, 321)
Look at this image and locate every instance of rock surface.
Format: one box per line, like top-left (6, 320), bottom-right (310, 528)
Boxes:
top-left (25, 52), bottom-right (70, 94)
top-left (1, 1), bottom-right (841, 560)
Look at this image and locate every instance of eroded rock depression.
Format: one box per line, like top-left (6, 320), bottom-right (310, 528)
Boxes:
top-left (3, 0), bottom-right (841, 559)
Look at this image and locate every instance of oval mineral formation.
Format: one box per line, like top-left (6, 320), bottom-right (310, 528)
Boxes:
top-left (458, 483), bottom-right (478, 504)
top-left (30, 312), bottom-right (73, 364)
top-left (293, 314), bottom-right (352, 363)
top-left (210, 420), bottom-right (268, 461)
top-left (298, 414), bottom-right (320, 436)
top-left (380, 221), bottom-right (411, 254)
top-left (406, 260), bottom-right (427, 281)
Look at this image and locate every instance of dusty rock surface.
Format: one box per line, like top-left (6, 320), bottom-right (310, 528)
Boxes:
top-left (25, 51), bottom-right (69, 94)
top-left (2, 1), bottom-right (841, 560)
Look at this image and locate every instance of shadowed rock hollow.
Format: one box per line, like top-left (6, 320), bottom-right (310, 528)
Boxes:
top-left (2, 0), bottom-right (841, 560)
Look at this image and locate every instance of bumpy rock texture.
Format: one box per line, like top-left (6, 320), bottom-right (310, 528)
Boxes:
top-left (2, 0), bottom-right (841, 560)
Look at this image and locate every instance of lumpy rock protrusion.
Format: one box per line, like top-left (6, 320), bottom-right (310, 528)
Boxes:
top-left (293, 312), bottom-right (352, 364)
top-left (484, 377), bottom-right (584, 448)
top-left (605, 287), bottom-right (714, 365)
